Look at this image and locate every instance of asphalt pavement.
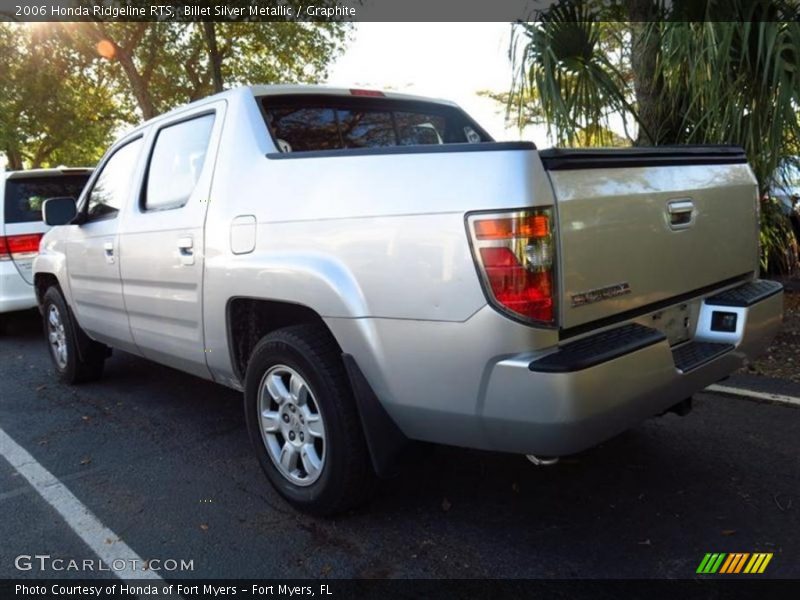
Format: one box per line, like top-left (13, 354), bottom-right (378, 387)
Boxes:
top-left (1, 310), bottom-right (799, 579)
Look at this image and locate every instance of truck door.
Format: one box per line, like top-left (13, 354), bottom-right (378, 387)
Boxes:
top-left (65, 137), bottom-right (144, 354)
top-left (119, 103), bottom-right (225, 379)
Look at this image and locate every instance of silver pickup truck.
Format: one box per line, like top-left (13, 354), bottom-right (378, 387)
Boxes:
top-left (34, 86), bottom-right (783, 514)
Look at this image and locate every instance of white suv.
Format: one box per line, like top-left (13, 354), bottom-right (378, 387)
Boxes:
top-left (1, 169), bottom-right (91, 318)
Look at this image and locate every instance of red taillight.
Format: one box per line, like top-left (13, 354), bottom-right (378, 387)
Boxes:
top-left (0, 233), bottom-right (44, 261)
top-left (469, 210), bottom-right (555, 324)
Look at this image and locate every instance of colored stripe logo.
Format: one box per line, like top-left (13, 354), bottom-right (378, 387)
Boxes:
top-left (696, 552), bottom-right (773, 574)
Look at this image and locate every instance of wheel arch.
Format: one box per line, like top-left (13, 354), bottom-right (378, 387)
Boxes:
top-left (226, 297), bottom-right (336, 383)
top-left (34, 272), bottom-right (62, 310)
top-left (227, 297), bottom-right (410, 477)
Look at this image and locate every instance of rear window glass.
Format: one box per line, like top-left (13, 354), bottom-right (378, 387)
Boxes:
top-left (4, 175), bottom-right (90, 224)
top-left (266, 108), bottom-right (340, 152)
top-left (263, 96), bottom-right (489, 153)
top-left (396, 112), bottom-right (447, 146)
top-left (337, 109), bottom-right (395, 148)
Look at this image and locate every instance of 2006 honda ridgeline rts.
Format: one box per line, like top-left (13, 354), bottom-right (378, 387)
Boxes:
top-left (34, 86), bottom-right (782, 514)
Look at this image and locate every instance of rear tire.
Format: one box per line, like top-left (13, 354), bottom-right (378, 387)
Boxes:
top-left (244, 324), bottom-right (374, 515)
top-left (42, 286), bottom-right (106, 384)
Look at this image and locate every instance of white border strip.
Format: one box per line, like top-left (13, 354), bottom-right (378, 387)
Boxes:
top-left (0, 427), bottom-right (163, 580)
top-left (706, 384), bottom-right (800, 408)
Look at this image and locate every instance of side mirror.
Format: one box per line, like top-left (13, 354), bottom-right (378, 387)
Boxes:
top-left (42, 197), bottom-right (77, 226)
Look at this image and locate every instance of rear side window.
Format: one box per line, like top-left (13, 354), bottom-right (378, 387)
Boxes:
top-left (263, 96), bottom-right (489, 153)
top-left (4, 175), bottom-right (90, 224)
top-left (144, 113), bottom-right (215, 211)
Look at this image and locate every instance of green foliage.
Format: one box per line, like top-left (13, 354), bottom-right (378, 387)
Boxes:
top-left (478, 89), bottom-right (545, 131)
top-left (480, 89), bottom-right (628, 146)
top-left (510, 12), bottom-right (635, 146)
top-left (760, 198), bottom-right (799, 275)
top-left (1, 20), bottom-right (350, 169)
top-left (0, 24), bottom-right (121, 169)
top-left (650, 17), bottom-right (800, 189)
top-left (68, 21), bottom-right (351, 119)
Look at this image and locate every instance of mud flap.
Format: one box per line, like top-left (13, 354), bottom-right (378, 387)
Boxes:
top-left (342, 353), bottom-right (416, 478)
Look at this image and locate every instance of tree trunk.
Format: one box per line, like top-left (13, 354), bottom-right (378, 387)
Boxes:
top-left (30, 141), bottom-right (55, 169)
top-left (4, 146), bottom-right (23, 170)
top-left (202, 23), bottom-right (224, 94)
top-left (83, 24), bottom-right (156, 121)
top-left (625, 0), bottom-right (663, 146)
top-left (114, 45), bottom-right (156, 120)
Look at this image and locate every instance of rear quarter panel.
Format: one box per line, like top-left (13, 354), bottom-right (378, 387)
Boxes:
top-left (201, 92), bottom-right (557, 391)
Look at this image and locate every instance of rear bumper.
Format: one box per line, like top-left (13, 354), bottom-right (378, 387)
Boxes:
top-left (479, 280), bottom-right (783, 456)
top-left (0, 261), bottom-right (37, 313)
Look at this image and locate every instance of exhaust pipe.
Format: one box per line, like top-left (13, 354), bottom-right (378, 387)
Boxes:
top-left (526, 454), bottom-right (559, 466)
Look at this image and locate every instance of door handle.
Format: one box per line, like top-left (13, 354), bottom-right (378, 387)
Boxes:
top-left (103, 241), bottom-right (115, 264)
top-left (177, 237), bottom-right (194, 265)
top-left (667, 199), bottom-right (695, 229)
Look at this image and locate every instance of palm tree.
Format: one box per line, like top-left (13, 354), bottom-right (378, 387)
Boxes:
top-left (511, 0), bottom-right (800, 272)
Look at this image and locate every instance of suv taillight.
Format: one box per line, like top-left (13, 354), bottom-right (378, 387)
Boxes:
top-left (0, 233), bottom-right (44, 261)
top-left (468, 209), bottom-right (556, 325)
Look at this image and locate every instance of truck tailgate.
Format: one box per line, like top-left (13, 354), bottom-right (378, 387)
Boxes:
top-left (541, 146), bottom-right (759, 330)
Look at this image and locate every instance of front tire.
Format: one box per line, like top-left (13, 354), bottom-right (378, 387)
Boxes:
top-left (244, 324), bottom-right (374, 515)
top-left (42, 286), bottom-right (106, 384)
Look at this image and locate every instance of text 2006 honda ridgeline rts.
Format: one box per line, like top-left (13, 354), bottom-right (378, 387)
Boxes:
top-left (34, 86), bottom-right (782, 514)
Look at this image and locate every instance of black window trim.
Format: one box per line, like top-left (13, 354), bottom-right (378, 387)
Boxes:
top-left (265, 141), bottom-right (537, 161)
top-left (139, 109), bottom-right (217, 214)
top-left (82, 134), bottom-right (145, 224)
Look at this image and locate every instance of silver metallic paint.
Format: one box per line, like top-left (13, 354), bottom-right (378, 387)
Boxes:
top-left (34, 86), bottom-right (782, 456)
